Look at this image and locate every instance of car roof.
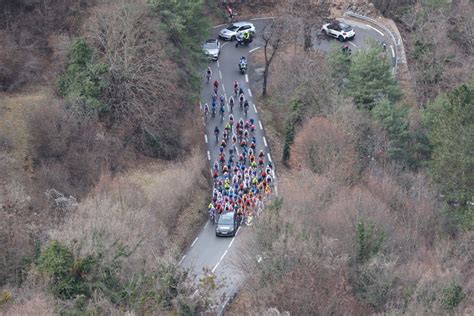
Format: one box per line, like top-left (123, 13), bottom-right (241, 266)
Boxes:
top-left (220, 212), bottom-right (235, 220)
top-left (232, 21), bottom-right (253, 27)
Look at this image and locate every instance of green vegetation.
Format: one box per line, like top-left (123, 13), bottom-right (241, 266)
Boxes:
top-left (37, 240), bottom-right (203, 314)
top-left (328, 43), bottom-right (351, 86)
top-left (424, 81), bottom-right (474, 230)
top-left (282, 100), bottom-right (304, 163)
top-left (148, 0), bottom-right (211, 92)
top-left (356, 220), bottom-right (385, 263)
top-left (441, 282), bottom-right (465, 310)
top-left (347, 41), bottom-right (401, 110)
top-left (57, 39), bottom-right (108, 113)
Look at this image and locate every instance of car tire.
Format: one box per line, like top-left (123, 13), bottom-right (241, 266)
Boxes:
top-left (338, 35), bottom-right (344, 42)
top-left (231, 35), bottom-right (236, 41)
top-left (322, 29), bottom-right (327, 36)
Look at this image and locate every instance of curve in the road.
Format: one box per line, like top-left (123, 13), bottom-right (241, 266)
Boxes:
top-left (180, 16), bottom-right (396, 314)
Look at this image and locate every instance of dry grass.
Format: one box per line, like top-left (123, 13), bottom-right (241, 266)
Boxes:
top-left (2, 292), bottom-right (55, 316)
top-left (50, 150), bottom-right (210, 276)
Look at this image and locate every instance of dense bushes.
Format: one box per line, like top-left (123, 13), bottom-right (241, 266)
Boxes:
top-left (57, 39), bottom-right (108, 113)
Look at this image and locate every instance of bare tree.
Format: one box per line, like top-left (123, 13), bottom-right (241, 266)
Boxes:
top-left (290, 0), bottom-right (331, 51)
top-left (261, 19), bottom-right (287, 97)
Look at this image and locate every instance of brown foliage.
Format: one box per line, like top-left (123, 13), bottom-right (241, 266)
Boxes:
top-left (0, 0), bottom-right (94, 91)
top-left (85, 2), bottom-right (184, 159)
top-left (28, 102), bottom-right (125, 198)
top-left (290, 117), bottom-right (358, 184)
top-left (50, 151), bottom-right (209, 276)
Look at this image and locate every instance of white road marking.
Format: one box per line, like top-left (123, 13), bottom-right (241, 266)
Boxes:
top-left (348, 41), bottom-right (358, 48)
top-left (199, 101), bottom-right (202, 110)
top-left (212, 249), bottom-right (228, 273)
top-left (204, 221), bottom-right (209, 229)
top-left (248, 89), bottom-right (252, 97)
top-left (253, 103), bottom-right (258, 113)
top-left (212, 261), bottom-right (220, 273)
top-left (249, 46), bottom-right (261, 53)
top-left (202, 118), bottom-right (206, 126)
top-left (390, 45), bottom-right (395, 58)
top-left (204, 134), bottom-right (208, 143)
top-left (207, 151), bottom-right (211, 160)
top-left (235, 146), bottom-right (240, 156)
top-left (267, 153), bottom-right (272, 162)
top-left (275, 185), bottom-right (279, 196)
top-left (235, 226), bottom-right (241, 236)
top-left (222, 84), bottom-right (226, 94)
top-left (191, 237), bottom-right (199, 248)
top-left (228, 238), bottom-right (235, 249)
top-left (258, 120), bottom-right (263, 130)
top-left (217, 60), bottom-right (220, 68)
top-left (221, 42), bottom-right (228, 48)
top-left (213, 23), bottom-right (226, 29)
top-left (263, 136), bottom-right (268, 147)
top-left (366, 24), bottom-right (384, 37)
top-left (179, 255), bottom-right (186, 265)
top-left (250, 17), bottom-right (275, 21)
top-left (245, 74), bottom-right (249, 83)
top-left (219, 70), bottom-right (222, 79)
top-left (210, 168), bottom-right (213, 176)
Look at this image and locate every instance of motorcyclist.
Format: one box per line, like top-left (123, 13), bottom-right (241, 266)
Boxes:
top-left (239, 56), bottom-right (247, 71)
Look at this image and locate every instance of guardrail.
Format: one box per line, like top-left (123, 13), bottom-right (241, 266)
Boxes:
top-left (344, 10), bottom-right (403, 75)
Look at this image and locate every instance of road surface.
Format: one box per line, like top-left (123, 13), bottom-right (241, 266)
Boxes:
top-left (180, 17), bottom-right (397, 314)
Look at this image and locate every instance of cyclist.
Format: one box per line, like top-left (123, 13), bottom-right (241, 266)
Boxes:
top-left (214, 126), bottom-right (220, 142)
top-left (213, 79), bottom-right (219, 94)
top-left (234, 81), bottom-right (239, 96)
top-left (206, 67), bottom-right (212, 83)
top-left (220, 95), bottom-right (225, 108)
top-left (204, 103), bottom-right (209, 117)
top-left (244, 99), bottom-right (249, 116)
top-left (239, 93), bottom-right (245, 109)
top-left (211, 101), bottom-right (217, 118)
top-left (228, 95), bottom-right (235, 113)
top-left (239, 87), bottom-right (244, 96)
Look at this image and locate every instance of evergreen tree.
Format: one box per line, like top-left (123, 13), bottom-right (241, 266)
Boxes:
top-left (373, 99), bottom-right (410, 164)
top-left (328, 43), bottom-right (351, 87)
top-left (347, 41), bottom-right (401, 110)
top-left (424, 80), bottom-right (474, 230)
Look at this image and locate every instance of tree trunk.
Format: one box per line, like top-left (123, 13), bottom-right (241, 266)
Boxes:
top-left (262, 66), bottom-right (269, 97)
top-left (303, 22), bottom-right (312, 51)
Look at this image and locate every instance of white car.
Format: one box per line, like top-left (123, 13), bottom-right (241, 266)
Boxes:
top-left (219, 22), bottom-right (256, 41)
top-left (322, 21), bottom-right (355, 41)
top-left (202, 39), bottom-right (220, 61)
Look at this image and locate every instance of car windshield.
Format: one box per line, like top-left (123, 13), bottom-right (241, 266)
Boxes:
top-left (219, 214), bottom-right (234, 225)
top-left (226, 25), bottom-right (239, 31)
top-left (203, 42), bottom-right (218, 50)
top-left (341, 24), bottom-right (352, 31)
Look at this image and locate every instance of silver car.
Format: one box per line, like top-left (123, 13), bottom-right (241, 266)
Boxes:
top-left (219, 21), bottom-right (256, 41)
top-left (202, 39), bottom-right (220, 61)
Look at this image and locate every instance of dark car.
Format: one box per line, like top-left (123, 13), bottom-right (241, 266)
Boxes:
top-left (215, 211), bottom-right (240, 237)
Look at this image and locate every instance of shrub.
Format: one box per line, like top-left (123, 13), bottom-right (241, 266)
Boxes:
top-left (282, 99), bottom-right (303, 163)
top-left (441, 282), bottom-right (464, 310)
top-left (57, 39), bottom-right (108, 114)
top-left (38, 240), bottom-right (93, 299)
top-left (357, 220), bottom-right (385, 263)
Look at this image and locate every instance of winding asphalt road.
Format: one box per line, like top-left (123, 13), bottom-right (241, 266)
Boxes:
top-left (180, 16), bottom-right (397, 314)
